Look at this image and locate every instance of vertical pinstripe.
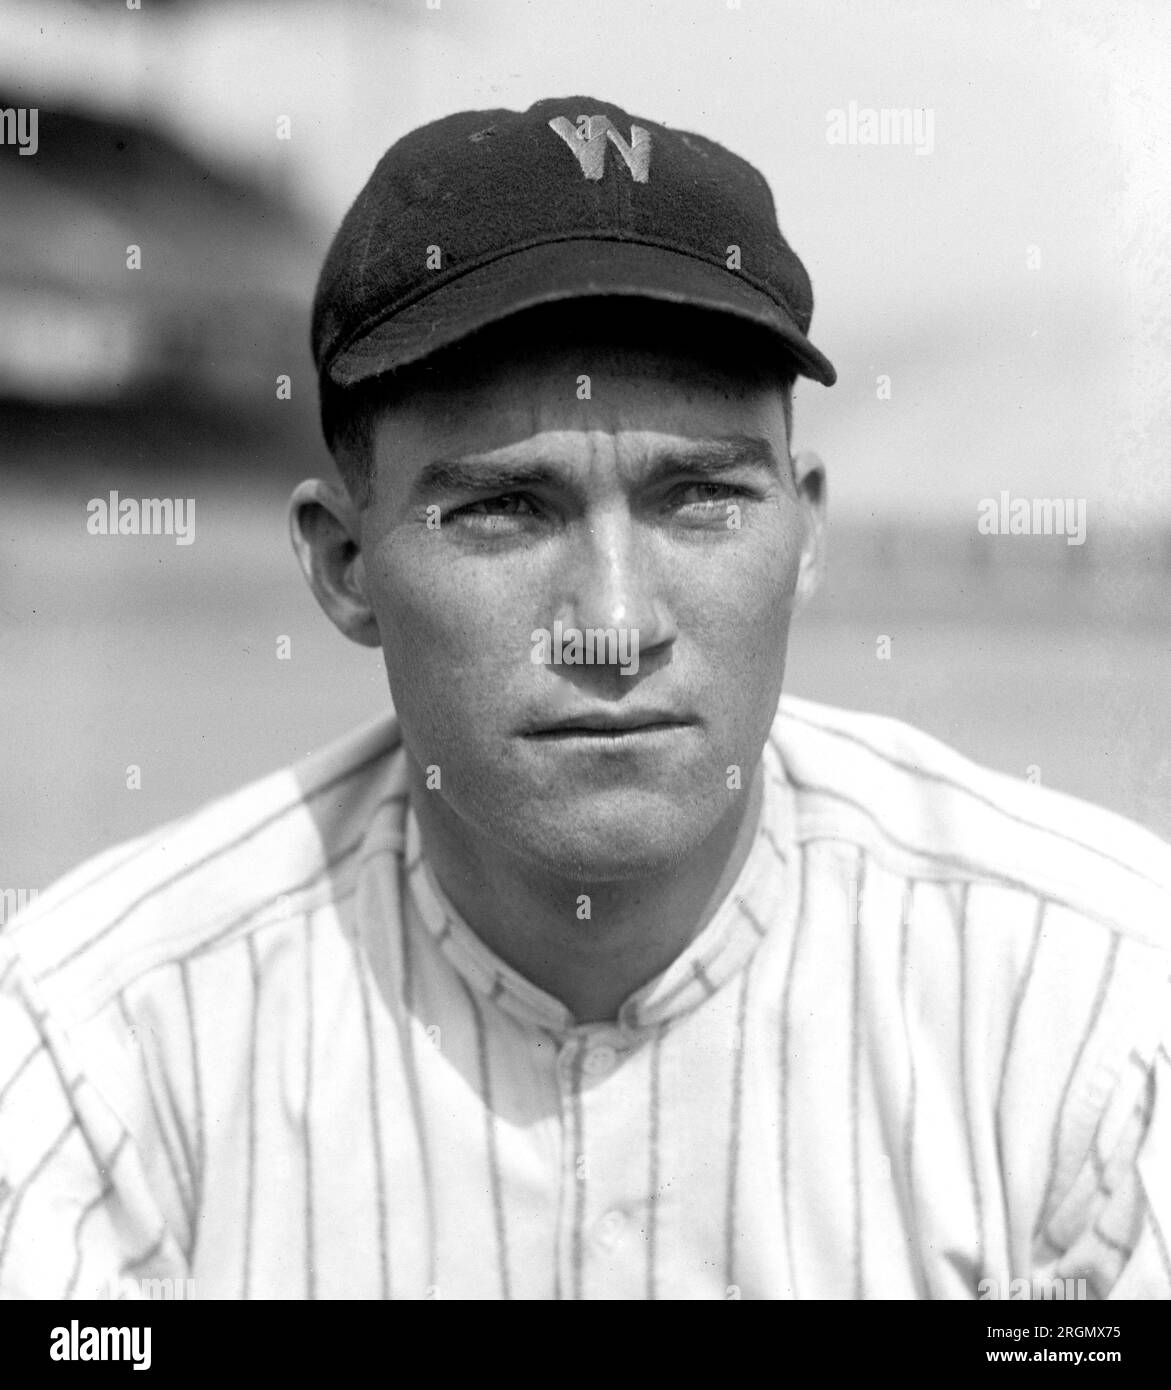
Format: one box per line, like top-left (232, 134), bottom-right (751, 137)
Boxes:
top-left (65, 1188), bottom-right (110, 1298)
top-left (1151, 1207), bottom-right (1171, 1282)
top-left (350, 930), bottom-right (390, 1299)
top-left (459, 977), bottom-right (511, 1299)
top-left (993, 898), bottom-right (1045, 1183)
top-left (116, 991), bottom-right (192, 1229)
top-left (724, 966), bottom-right (752, 1292)
top-left (955, 883), bottom-right (986, 1274)
top-left (570, 1044), bottom-right (587, 1300)
top-left (1037, 933), bottom-right (1121, 1242)
top-left (397, 893), bottom-right (437, 1292)
top-left (23, 985), bottom-right (112, 1190)
top-left (851, 849), bottom-right (867, 1299)
top-left (179, 963), bottom-right (204, 1243)
top-left (64, 1131), bottom-right (129, 1297)
top-left (779, 841), bottom-right (809, 1297)
top-left (898, 881), bottom-right (920, 1276)
top-left (646, 1024), bottom-right (665, 1301)
top-left (154, 1056), bottom-right (197, 1244)
top-left (242, 935), bottom-right (260, 1299)
top-left (303, 916), bottom-right (316, 1299)
top-left (1139, 1061), bottom-right (1157, 1117)
top-left (551, 1084), bottom-right (567, 1306)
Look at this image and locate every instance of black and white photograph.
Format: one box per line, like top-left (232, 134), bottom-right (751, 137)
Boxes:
top-left (1, 0), bottom-right (1169, 1341)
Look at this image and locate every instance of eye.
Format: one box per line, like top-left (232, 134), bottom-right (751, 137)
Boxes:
top-left (448, 494), bottom-right (539, 526)
top-left (674, 481), bottom-right (749, 509)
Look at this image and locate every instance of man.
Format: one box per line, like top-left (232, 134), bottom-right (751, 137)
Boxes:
top-left (2, 97), bottom-right (1169, 1300)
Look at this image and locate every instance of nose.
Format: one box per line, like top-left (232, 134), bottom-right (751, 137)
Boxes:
top-left (555, 508), bottom-right (677, 661)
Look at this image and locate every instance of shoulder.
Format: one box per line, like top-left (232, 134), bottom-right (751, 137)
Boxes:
top-left (770, 695), bottom-right (1171, 945)
top-left (2, 713), bottom-right (406, 1028)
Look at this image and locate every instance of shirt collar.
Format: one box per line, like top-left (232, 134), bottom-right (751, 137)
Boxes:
top-left (398, 739), bottom-right (798, 1034)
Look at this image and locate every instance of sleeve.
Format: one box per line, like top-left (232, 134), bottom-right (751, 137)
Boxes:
top-left (0, 939), bottom-right (188, 1299)
top-left (1037, 972), bottom-right (1171, 1300)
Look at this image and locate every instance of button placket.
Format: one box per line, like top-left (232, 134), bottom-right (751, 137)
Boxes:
top-left (559, 1026), bottom-right (653, 1298)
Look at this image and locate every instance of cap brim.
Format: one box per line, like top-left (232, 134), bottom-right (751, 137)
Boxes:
top-left (326, 238), bottom-right (836, 388)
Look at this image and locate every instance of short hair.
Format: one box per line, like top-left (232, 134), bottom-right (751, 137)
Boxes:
top-left (321, 301), bottom-right (797, 509)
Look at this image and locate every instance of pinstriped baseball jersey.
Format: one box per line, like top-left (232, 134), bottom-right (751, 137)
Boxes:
top-left (2, 695), bottom-right (1170, 1299)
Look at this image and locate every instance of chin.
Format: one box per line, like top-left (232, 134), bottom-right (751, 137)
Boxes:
top-left (486, 787), bottom-right (729, 883)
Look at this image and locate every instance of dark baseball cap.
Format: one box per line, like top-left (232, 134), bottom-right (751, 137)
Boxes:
top-left (312, 95), bottom-right (836, 406)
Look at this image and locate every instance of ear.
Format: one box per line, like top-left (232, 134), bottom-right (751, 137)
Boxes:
top-left (288, 479), bottom-right (382, 647)
top-left (791, 450), bottom-right (827, 609)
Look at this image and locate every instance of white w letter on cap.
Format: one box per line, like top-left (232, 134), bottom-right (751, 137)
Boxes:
top-left (548, 115), bottom-right (651, 183)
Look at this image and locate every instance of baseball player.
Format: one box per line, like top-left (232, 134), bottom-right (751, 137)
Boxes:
top-left (2, 97), bottom-right (1169, 1301)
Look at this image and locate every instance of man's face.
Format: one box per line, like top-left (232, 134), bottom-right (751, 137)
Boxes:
top-left (357, 319), bottom-right (822, 880)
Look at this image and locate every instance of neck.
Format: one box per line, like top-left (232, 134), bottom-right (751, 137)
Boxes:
top-left (407, 763), bottom-right (765, 1024)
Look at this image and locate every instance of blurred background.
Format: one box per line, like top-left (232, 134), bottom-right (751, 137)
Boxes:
top-left (2, 0), bottom-right (1170, 896)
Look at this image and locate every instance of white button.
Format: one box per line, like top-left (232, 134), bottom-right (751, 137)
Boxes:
top-left (594, 1210), bottom-right (628, 1250)
top-left (582, 1044), bottom-right (617, 1077)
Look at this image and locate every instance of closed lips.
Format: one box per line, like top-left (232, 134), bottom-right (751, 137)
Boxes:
top-left (528, 710), bottom-right (692, 733)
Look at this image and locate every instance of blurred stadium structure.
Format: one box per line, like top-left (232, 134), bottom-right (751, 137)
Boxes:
top-left (2, 0), bottom-right (1169, 894)
top-left (0, 94), bottom-right (322, 476)
top-left (0, 104), bottom-right (316, 407)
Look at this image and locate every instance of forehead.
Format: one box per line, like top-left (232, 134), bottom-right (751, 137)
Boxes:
top-left (369, 303), bottom-right (789, 463)
top-left (373, 359), bottom-right (787, 481)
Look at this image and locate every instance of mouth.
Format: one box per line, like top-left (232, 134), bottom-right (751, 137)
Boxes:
top-left (524, 709), bottom-right (696, 739)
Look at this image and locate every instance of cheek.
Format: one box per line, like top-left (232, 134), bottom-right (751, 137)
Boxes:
top-left (369, 534), bottom-right (492, 648)
top-left (684, 511), bottom-right (803, 638)
top-left (365, 533), bottom-right (537, 719)
top-left (681, 519), bottom-right (802, 732)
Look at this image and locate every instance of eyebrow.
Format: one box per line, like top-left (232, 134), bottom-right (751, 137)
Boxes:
top-left (649, 435), bottom-right (780, 481)
top-left (411, 435), bottom-right (778, 499)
